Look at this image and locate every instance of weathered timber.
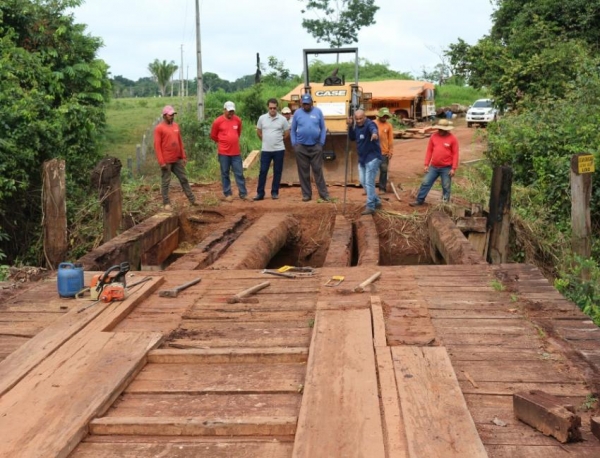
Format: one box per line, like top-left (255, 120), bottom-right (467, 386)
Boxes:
top-left (141, 227), bottom-right (179, 268)
top-left (242, 149), bottom-right (260, 169)
top-left (42, 159), bottom-right (68, 269)
top-left (427, 211), bottom-right (487, 265)
top-left (513, 390), bottom-right (582, 443)
top-left (210, 214), bottom-right (298, 270)
top-left (456, 216), bottom-right (487, 233)
top-left (148, 348), bottom-right (308, 364)
top-left (292, 309), bottom-right (385, 458)
top-left (322, 215), bottom-right (352, 267)
top-left (570, 154), bottom-right (592, 272)
top-left (370, 296), bottom-right (387, 347)
top-left (92, 157), bottom-right (123, 243)
top-left (89, 416), bottom-right (297, 436)
top-left (356, 217), bottom-right (380, 266)
top-left (592, 417), bottom-right (600, 441)
top-left (0, 331), bottom-right (162, 458)
top-left (77, 213), bottom-right (178, 270)
top-left (392, 346), bottom-right (487, 457)
top-left (488, 165), bottom-right (512, 264)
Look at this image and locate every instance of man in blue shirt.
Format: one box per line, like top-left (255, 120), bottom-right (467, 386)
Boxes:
top-left (348, 109), bottom-right (383, 215)
top-left (290, 94), bottom-right (330, 202)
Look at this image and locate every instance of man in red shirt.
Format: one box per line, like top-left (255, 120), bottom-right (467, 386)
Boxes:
top-left (210, 101), bottom-right (248, 202)
top-left (409, 119), bottom-right (459, 206)
top-left (154, 105), bottom-right (197, 211)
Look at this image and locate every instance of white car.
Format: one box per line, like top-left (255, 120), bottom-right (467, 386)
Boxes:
top-left (466, 99), bottom-right (498, 127)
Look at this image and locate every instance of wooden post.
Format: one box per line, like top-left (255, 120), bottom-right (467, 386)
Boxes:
top-left (487, 166), bottom-right (512, 264)
top-left (141, 134), bottom-right (147, 162)
top-left (91, 157), bottom-right (123, 243)
top-left (135, 144), bottom-right (141, 175)
top-left (42, 159), bottom-right (68, 269)
top-left (570, 154), bottom-right (593, 263)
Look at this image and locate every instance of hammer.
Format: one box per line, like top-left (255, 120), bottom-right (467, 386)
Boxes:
top-left (158, 277), bottom-right (202, 298)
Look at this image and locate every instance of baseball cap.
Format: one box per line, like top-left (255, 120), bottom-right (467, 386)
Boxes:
top-left (162, 105), bottom-right (176, 116)
top-left (301, 94), bottom-right (313, 104)
top-left (281, 107), bottom-right (292, 114)
top-left (224, 101), bottom-right (236, 111)
top-left (377, 107), bottom-right (393, 118)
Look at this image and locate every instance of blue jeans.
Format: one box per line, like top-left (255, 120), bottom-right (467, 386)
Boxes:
top-left (256, 150), bottom-right (284, 197)
top-left (218, 154), bottom-right (247, 197)
top-left (359, 158), bottom-right (382, 210)
top-left (416, 165), bottom-right (452, 203)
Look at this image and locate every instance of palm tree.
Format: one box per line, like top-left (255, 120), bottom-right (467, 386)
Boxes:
top-left (148, 59), bottom-right (178, 97)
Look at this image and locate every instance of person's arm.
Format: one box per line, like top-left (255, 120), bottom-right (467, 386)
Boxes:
top-left (283, 118), bottom-right (290, 140)
top-left (210, 118), bottom-right (219, 143)
top-left (256, 117), bottom-right (263, 140)
top-left (178, 131), bottom-right (187, 162)
top-left (368, 121), bottom-right (379, 141)
top-left (154, 125), bottom-right (166, 167)
top-left (237, 117), bottom-right (243, 137)
top-left (348, 124), bottom-right (356, 141)
top-left (450, 135), bottom-right (459, 175)
top-left (290, 114), bottom-right (297, 146)
top-left (387, 124), bottom-right (394, 155)
top-left (424, 136), bottom-right (434, 172)
top-left (318, 110), bottom-right (326, 146)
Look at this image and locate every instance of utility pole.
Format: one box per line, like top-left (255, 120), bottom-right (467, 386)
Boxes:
top-left (180, 44), bottom-right (184, 101)
top-left (195, 0), bottom-right (205, 121)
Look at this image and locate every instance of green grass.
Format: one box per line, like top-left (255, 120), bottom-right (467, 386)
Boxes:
top-left (436, 85), bottom-right (489, 108)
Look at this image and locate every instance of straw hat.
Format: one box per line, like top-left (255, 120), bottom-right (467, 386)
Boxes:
top-left (436, 119), bottom-right (454, 131)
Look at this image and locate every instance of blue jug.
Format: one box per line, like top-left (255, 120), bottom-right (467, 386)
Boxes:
top-left (57, 262), bottom-right (84, 298)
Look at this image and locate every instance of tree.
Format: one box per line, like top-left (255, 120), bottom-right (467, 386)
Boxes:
top-left (0, 0), bottom-right (110, 263)
top-left (299, 0), bottom-right (379, 58)
top-left (148, 59), bottom-right (178, 97)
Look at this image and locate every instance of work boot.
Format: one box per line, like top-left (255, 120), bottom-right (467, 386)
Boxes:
top-left (240, 194), bottom-right (248, 201)
top-left (409, 201), bottom-right (424, 207)
top-left (361, 208), bottom-right (375, 215)
top-left (224, 195), bottom-right (233, 203)
top-left (302, 196), bottom-right (311, 202)
top-left (271, 194), bottom-right (279, 200)
top-left (253, 195), bottom-right (264, 201)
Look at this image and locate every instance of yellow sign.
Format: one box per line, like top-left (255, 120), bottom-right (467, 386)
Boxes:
top-left (578, 155), bottom-right (595, 174)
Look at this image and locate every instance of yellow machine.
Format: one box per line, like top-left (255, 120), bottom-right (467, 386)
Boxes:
top-left (280, 48), bottom-right (368, 186)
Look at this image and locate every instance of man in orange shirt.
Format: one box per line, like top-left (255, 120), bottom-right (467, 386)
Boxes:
top-left (154, 105), bottom-right (197, 211)
top-left (409, 119), bottom-right (459, 206)
top-left (210, 101), bottom-right (248, 202)
top-left (374, 107), bottom-right (394, 193)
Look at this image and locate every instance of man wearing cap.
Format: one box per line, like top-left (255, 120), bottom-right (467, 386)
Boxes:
top-left (409, 119), bottom-right (459, 206)
top-left (281, 106), bottom-right (292, 125)
top-left (154, 105), bottom-right (197, 211)
top-left (348, 109), bottom-right (383, 215)
top-left (290, 94), bottom-right (330, 202)
top-left (210, 101), bottom-right (248, 202)
top-left (254, 99), bottom-right (290, 201)
top-left (375, 107), bottom-right (395, 194)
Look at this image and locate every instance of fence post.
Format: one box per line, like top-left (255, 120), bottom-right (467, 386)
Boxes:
top-left (570, 154), bottom-right (594, 279)
top-left (136, 144), bottom-right (141, 175)
top-left (487, 165), bottom-right (513, 264)
top-left (42, 159), bottom-right (67, 269)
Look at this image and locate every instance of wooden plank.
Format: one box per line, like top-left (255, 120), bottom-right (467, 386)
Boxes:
top-left (70, 441), bottom-right (293, 458)
top-left (370, 296), bottom-right (387, 347)
top-left (453, 361), bottom-right (574, 383)
top-left (126, 362), bottom-right (305, 394)
top-left (103, 393), bottom-right (301, 418)
top-left (243, 149), bottom-right (260, 169)
top-left (0, 331), bottom-right (162, 458)
top-left (375, 346), bottom-right (409, 458)
top-left (513, 390), bottom-right (582, 443)
top-left (141, 227), bottom-right (179, 267)
top-left (166, 333), bottom-right (310, 348)
top-left (458, 381), bottom-right (590, 396)
top-left (89, 416), bottom-right (297, 436)
top-left (0, 321), bottom-right (43, 337)
top-left (456, 216), bottom-right (487, 232)
top-left (0, 277), bottom-right (163, 396)
top-left (592, 417), bottom-right (600, 441)
top-left (292, 309), bottom-right (385, 458)
top-left (486, 445), bottom-right (600, 458)
top-left (392, 346), bottom-right (487, 458)
top-left (148, 348), bottom-right (309, 364)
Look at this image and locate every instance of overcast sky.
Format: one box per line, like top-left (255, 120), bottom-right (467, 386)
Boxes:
top-left (71, 0), bottom-right (495, 82)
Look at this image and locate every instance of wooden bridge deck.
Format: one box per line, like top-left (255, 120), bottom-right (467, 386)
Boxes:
top-left (0, 264), bottom-right (599, 457)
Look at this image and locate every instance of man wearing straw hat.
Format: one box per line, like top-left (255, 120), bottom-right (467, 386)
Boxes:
top-left (409, 118), bottom-right (459, 206)
top-left (374, 107), bottom-right (394, 193)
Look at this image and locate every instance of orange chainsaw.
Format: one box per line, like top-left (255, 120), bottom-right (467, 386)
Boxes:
top-left (90, 262), bottom-right (130, 302)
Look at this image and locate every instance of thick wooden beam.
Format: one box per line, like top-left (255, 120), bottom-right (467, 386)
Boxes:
top-left (592, 416), bottom-right (600, 441)
top-left (570, 154), bottom-right (593, 262)
top-left (427, 211), bottom-right (487, 265)
top-left (487, 165), bottom-right (512, 264)
top-left (141, 227), bottom-right (179, 268)
top-left (323, 215), bottom-right (352, 268)
top-left (77, 213), bottom-right (179, 270)
top-left (456, 217), bottom-right (487, 233)
top-left (42, 159), bottom-right (67, 269)
top-left (92, 157), bottom-right (123, 243)
top-left (513, 390), bottom-right (582, 443)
